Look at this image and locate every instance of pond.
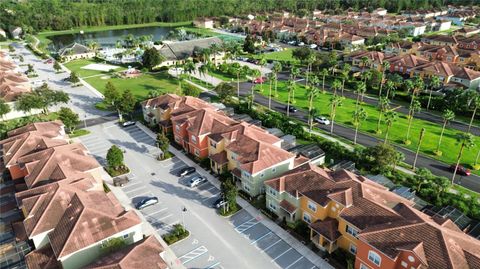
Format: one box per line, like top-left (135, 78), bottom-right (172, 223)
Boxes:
top-left (47, 26), bottom-right (178, 50)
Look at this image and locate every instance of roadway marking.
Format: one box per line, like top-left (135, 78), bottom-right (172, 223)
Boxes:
top-left (251, 231), bottom-right (273, 245)
top-left (198, 185), bottom-right (217, 195)
top-left (206, 262), bottom-right (221, 268)
top-left (128, 190), bottom-right (152, 199)
top-left (285, 256), bottom-right (304, 269)
top-left (144, 208), bottom-right (168, 218)
top-left (153, 214), bottom-right (173, 222)
top-left (272, 247), bottom-right (292, 262)
top-left (124, 185), bottom-right (146, 194)
top-left (203, 194), bottom-right (220, 201)
top-left (261, 239), bottom-right (282, 252)
top-left (234, 217), bottom-right (255, 228)
top-left (121, 181), bottom-right (142, 189)
top-left (178, 246), bottom-right (208, 264)
top-left (235, 219), bottom-right (259, 233)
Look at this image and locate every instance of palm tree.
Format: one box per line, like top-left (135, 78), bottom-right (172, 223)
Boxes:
top-left (200, 48), bottom-right (211, 64)
top-left (87, 41), bottom-right (99, 54)
top-left (361, 69), bottom-right (372, 86)
top-left (250, 68), bottom-right (261, 88)
top-left (427, 76), bottom-right (441, 110)
top-left (258, 57), bottom-right (267, 92)
top-left (272, 61), bottom-right (282, 97)
top-left (306, 85), bottom-right (320, 130)
top-left (404, 79), bottom-right (414, 95)
top-left (383, 111), bottom-right (398, 144)
top-left (384, 80), bottom-right (396, 100)
top-left (412, 128), bottom-right (426, 170)
top-left (267, 72), bottom-right (275, 110)
top-left (182, 60), bottom-right (196, 80)
top-left (290, 66), bottom-right (300, 103)
top-left (209, 43), bottom-right (220, 65)
top-left (405, 99), bottom-right (421, 144)
top-left (376, 96), bottom-right (390, 134)
top-left (468, 95), bottom-right (480, 133)
top-left (352, 107), bottom-right (367, 144)
top-left (360, 56), bottom-right (369, 75)
top-left (451, 132), bottom-right (475, 183)
top-left (436, 109), bottom-right (455, 155)
top-left (331, 79), bottom-right (342, 96)
top-left (340, 64), bottom-right (351, 96)
top-left (329, 95), bottom-right (343, 134)
top-left (198, 64), bottom-right (208, 83)
top-left (354, 81), bottom-right (366, 108)
top-left (286, 79), bottom-right (295, 117)
top-left (320, 68), bottom-right (329, 93)
top-left (378, 61), bottom-right (390, 97)
top-left (305, 53), bottom-right (316, 86)
top-left (236, 65), bottom-right (249, 99)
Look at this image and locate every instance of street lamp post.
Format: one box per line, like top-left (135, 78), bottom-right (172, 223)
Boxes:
top-left (181, 206), bottom-right (187, 230)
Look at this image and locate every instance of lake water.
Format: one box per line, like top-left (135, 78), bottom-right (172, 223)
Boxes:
top-left (47, 26), bottom-right (177, 50)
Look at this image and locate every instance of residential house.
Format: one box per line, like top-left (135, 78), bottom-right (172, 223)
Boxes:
top-left (58, 43), bottom-right (95, 62)
top-left (264, 163), bottom-right (413, 254)
top-left (432, 20), bottom-right (452, 31)
top-left (25, 191), bottom-right (142, 269)
top-left (437, 10), bottom-right (476, 26)
top-left (384, 41), bottom-right (415, 55)
top-left (9, 26), bottom-right (22, 39)
top-left (84, 236), bottom-right (168, 269)
top-left (421, 35), bottom-right (458, 46)
top-left (373, 8), bottom-right (387, 16)
top-left (347, 51), bottom-right (391, 71)
top-left (455, 27), bottom-right (480, 37)
top-left (457, 36), bottom-right (480, 50)
top-left (193, 18), bottom-right (214, 29)
top-left (156, 37), bottom-right (224, 67)
top-left (422, 61), bottom-right (480, 89)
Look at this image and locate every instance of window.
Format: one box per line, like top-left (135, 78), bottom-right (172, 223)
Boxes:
top-left (176, 125), bottom-right (180, 131)
top-left (272, 167), bottom-right (277, 173)
top-left (242, 171), bottom-right (250, 179)
top-left (123, 234), bottom-right (129, 239)
top-left (303, 212), bottom-right (311, 223)
top-left (243, 183), bottom-right (250, 192)
top-left (307, 201), bottom-right (317, 212)
top-left (268, 188), bottom-right (278, 196)
top-left (401, 261), bottom-right (408, 268)
top-left (408, 256), bottom-right (415, 262)
top-left (175, 137), bottom-right (180, 142)
top-left (210, 141), bottom-right (216, 148)
top-left (368, 251), bottom-right (381, 266)
top-left (269, 201), bottom-right (277, 211)
top-left (360, 263), bottom-right (369, 269)
top-left (191, 135), bottom-right (197, 143)
top-left (346, 225), bottom-right (359, 238)
top-left (349, 244), bottom-right (357, 254)
top-left (260, 173), bottom-right (264, 178)
top-left (194, 149), bottom-right (200, 156)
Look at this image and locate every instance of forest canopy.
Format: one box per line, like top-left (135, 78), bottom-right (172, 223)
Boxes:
top-left (0, 0), bottom-right (477, 33)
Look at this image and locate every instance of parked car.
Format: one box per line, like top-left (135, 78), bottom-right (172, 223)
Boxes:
top-left (309, 44), bottom-right (318, 49)
top-left (253, 77), bottom-right (266, 84)
top-left (188, 176), bottom-right (207, 187)
top-left (44, 59), bottom-right (53, 64)
top-left (449, 164), bottom-right (471, 176)
top-left (285, 106), bottom-right (297, 113)
top-left (135, 197), bottom-right (159, 210)
top-left (213, 198), bottom-right (227, 209)
top-left (298, 42), bottom-right (305, 47)
top-left (122, 121), bottom-right (135, 127)
top-left (287, 40), bottom-right (296, 45)
top-left (178, 166), bottom-right (196, 177)
top-left (113, 175), bottom-right (129, 187)
top-left (315, 116), bottom-right (330, 125)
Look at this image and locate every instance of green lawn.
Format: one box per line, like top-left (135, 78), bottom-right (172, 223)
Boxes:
top-left (252, 49), bottom-right (295, 62)
top-left (256, 81), bottom-right (480, 171)
top-left (63, 59), bottom-right (126, 78)
top-left (84, 71), bottom-right (178, 101)
top-left (208, 69), bottom-right (240, 82)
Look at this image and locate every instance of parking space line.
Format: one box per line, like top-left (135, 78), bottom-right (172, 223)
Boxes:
top-left (198, 186), bottom-right (218, 195)
top-left (310, 266), bottom-right (316, 269)
top-left (236, 221), bottom-right (259, 233)
top-left (261, 239), bottom-right (282, 252)
top-left (124, 185), bottom-right (146, 194)
top-left (122, 181), bottom-right (142, 190)
top-left (205, 262), bottom-right (221, 269)
top-left (163, 220), bottom-right (180, 229)
top-left (203, 194), bottom-right (220, 201)
top-left (285, 256), bottom-right (304, 269)
top-left (235, 218), bottom-right (259, 233)
top-left (251, 231), bottom-right (273, 245)
top-left (178, 245), bottom-right (208, 264)
top-left (128, 190), bottom-right (152, 199)
top-left (234, 217), bottom-right (255, 228)
top-left (272, 247), bottom-right (292, 262)
top-left (144, 208), bottom-right (168, 218)
top-left (152, 214), bottom-right (173, 222)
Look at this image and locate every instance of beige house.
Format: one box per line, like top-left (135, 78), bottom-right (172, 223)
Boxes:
top-left (58, 43), bottom-right (95, 62)
top-left (193, 18), bottom-right (214, 29)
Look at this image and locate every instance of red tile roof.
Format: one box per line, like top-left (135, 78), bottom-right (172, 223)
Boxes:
top-left (24, 244), bottom-right (60, 269)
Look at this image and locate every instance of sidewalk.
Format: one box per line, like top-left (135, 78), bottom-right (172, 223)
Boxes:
top-left (136, 122), bottom-right (333, 269)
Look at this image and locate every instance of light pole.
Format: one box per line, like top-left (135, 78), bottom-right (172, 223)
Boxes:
top-left (84, 114), bottom-right (87, 128)
top-left (181, 206), bottom-right (187, 230)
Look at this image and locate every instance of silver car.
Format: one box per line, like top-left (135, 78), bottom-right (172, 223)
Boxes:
top-left (188, 176), bottom-right (207, 188)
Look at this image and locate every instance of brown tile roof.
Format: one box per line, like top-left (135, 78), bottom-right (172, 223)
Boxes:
top-left (7, 120), bottom-right (64, 137)
top-left (0, 131), bottom-right (68, 168)
top-left (310, 218), bottom-right (341, 241)
top-left (387, 54), bottom-right (430, 68)
top-left (84, 236), bottom-right (167, 269)
top-left (24, 244), bottom-right (61, 269)
top-left (359, 204), bottom-right (480, 269)
top-left (210, 151), bottom-right (228, 165)
top-left (17, 143), bottom-right (100, 188)
top-left (279, 200), bottom-right (297, 214)
top-left (172, 108), bottom-right (237, 136)
top-left (264, 163), bottom-right (413, 229)
top-left (141, 93), bottom-right (182, 109)
top-left (48, 191), bottom-right (141, 258)
top-left (0, 83), bottom-right (31, 102)
top-left (15, 175), bottom-right (96, 238)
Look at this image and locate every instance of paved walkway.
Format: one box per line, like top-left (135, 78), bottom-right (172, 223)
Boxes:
top-left (135, 122), bottom-right (334, 269)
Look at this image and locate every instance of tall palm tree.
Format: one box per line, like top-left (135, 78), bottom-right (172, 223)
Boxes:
top-left (360, 56), bottom-right (369, 74)
top-left (329, 95), bottom-right (343, 134)
top-left (451, 132), bottom-right (475, 183)
top-left (384, 80), bottom-right (396, 100)
top-left (427, 76), bottom-right (441, 110)
top-left (258, 57), bottom-right (267, 92)
top-left (272, 61), bottom-right (282, 97)
top-left (352, 107), bottom-right (367, 144)
top-left (286, 79), bottom-right (295, 117)
top-left (340, 64), bottom-right (351, 96)
top-left (354, 81), bottom-right (366, 108)
top-left (305, 53), bottom-right (316, 86)
top-left (209, 43), bottom-right (220, 65)
top-left (412, 128), bottom-right (426, 170)
top-left (379, 61), bottom-right (390, 97)
top-left (436, 109), bottom-right (455, 155)
top-left (290, 66), bottom-right (300, 103)
top-left (198, 64), bottom-right (208, 83)
top-left (384, 111), bottom-right (398, 144)
top-left (200, 48), bottom-right (211, 64)
top-left (267, 72), bottom-right (275, 110)
top-left (405, 99), bottom-right (421, 144)
top-left (182, 60), bottom-right (196, 81)
top-left (331, 79), bottom-right (342, 96)
top-left (376, 97), bottom-right (390, 134)
top-left (306, 85), bottom-right (320, 130)
top-left (468, 95), bottom-right (480, 133)
top-left (361, 69), bottom-right (372, 86)
top-left (236, 65), bottom-right (249, 99)
top-left (320, 68), bottom-right (329, 93)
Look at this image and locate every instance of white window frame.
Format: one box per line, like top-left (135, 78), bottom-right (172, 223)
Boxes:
top-left (368, 251), bottom-right (381, 266)
top-left (360, 263), bottom-right (369, 269)
top-left (346, 225), bottom-right (359, 238)
top-left (307, 201), bottom-right (317, 212)
top-left (269, 201), bottom-right (277, 211)
top-left (268, 188), bottom-right (278, 196)
top-left (194, 149), bottom-right (200, 156)
top-left (191, 135), bottom-right (197, 143)
top-left (349, 244), bottom-right (357, 254)
top-left (303, 212), bottom-right (311, 223)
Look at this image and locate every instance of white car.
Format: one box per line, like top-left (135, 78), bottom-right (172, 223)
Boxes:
top-left (315, 117), bottom-right (331, 125)
top-left (287, 40), bottom-right (296, 45)
top-left (298, 42), bottom-right (305, 46)
top-left (309, 44), bottom-right (318, 49)
top-left (188, 176), bottom-right (207, 188)
top-left (122, 121), bottom-right (136, 127)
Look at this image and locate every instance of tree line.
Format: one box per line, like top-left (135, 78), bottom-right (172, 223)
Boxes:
top-left (0, 0), bottom-right (476, 33)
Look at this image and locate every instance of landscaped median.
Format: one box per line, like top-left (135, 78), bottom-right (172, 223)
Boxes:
top-left (254, 81), bottom-right (480, 173)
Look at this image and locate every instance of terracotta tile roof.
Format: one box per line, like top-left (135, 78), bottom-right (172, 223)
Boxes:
top-left (210, 151), bottom-right (228, 165)
top-left (172, 108), bottom-right (237, 136)
top-left (310, 218), bottom-right (341, 241)
top-left (387, 54), bottom-right (430, 69)
top-left (15, 175), bottom-right (96, 238)
top-left (359, 204), bottom-right (480, 269)
top-left (279, 200), bottom-right (297, 214)
top-left (24, 244), bottom-right (61, 269)
top-left (11, 221), bottom-right (28, 242)
top-left (84, 236), bottom-right (167, 269)
top-left (264, 163), bottom-right (412, 229)
top-left (48, 191), bottom-right (141, 259)
top-left (7, 120), bottom-right (64, 137)
top-left (0, 83), bottom-right (31, 102)
top-left (0, 131), bottom-right (68, 168)
top-left (17, 143), bottom-right (100, 188)
top-left (141, 93), bottom-right (182, 109)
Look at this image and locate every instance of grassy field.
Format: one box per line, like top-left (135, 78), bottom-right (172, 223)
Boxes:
top-left (63, 59), bottom-right (126, 78)
top-left (256, 81), bottom-right (480, 171)
top-left (84, 71), bottom-right (178, 101)
top-left (252, 49), bottom-right (295, 62)
top-left (208, 69), bottom-right (239, 82)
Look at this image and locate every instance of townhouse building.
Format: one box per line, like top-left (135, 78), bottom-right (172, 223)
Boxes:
top-left (264, 163), bottom-right (480, 269)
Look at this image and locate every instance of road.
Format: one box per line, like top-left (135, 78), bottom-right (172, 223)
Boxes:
top-left (236, 80), bottom-right (480, 193)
